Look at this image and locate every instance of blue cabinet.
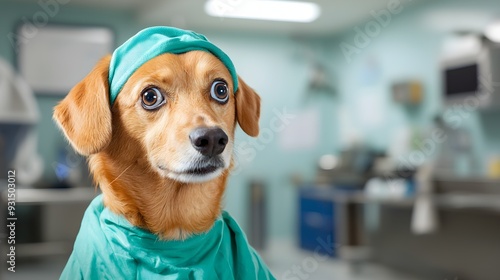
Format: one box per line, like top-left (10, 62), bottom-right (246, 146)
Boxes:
top-left (299, 188), bottom-right (337, 257)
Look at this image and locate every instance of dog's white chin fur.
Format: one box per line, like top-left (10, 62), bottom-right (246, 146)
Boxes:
top-left (166, 168), bottom-right (225, 183)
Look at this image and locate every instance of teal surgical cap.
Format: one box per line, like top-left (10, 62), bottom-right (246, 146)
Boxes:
top-left (108, 26), bottom-right (238, 105)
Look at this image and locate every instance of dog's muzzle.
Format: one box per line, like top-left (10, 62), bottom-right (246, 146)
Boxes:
top-left (189, 127), bottom-right (228, 157)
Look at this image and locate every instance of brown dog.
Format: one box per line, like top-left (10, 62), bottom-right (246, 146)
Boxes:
top-left (54, 51), bottom-right (260, 240)
top-left (54, 26), bottom-right (275, 279)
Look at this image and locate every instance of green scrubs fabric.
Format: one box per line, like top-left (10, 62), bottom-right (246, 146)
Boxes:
top-left (60, 195), bottom-right (275, 280)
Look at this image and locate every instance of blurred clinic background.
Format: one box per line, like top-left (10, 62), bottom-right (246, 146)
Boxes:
top-left (1, 0), bottom-right (500, 279)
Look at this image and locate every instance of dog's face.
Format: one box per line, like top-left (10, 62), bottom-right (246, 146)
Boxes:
top-left (54, 51), bottom-right (260, 183)
top-left (114, 51), bottom-right (240, 183)
top-left (53, 51), bottom-right (260, 237)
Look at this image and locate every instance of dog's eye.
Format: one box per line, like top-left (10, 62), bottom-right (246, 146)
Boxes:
top-left (141, 87), bottom-right (165, 110)
top-left (210, 80), bottom-right (229, 104)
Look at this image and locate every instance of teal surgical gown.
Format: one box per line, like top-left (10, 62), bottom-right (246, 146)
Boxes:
top-left (60, 195), bottom-right (275, 279)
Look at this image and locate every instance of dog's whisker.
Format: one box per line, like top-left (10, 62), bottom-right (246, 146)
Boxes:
top-left (108, 164), bottom-right (133, 186)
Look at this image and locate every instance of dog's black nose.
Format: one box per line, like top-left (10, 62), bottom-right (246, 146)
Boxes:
top-left (189, 127), bottom-right (228, 157)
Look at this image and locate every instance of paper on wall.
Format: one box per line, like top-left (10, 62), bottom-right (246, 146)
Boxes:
top-left (278, 108), bottom-right (319, 151)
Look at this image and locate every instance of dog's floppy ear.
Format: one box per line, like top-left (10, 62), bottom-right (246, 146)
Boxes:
top-left (53, 55), bottom-right (112, 156)
top-left (235, 76), bottom-right (261, 137)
